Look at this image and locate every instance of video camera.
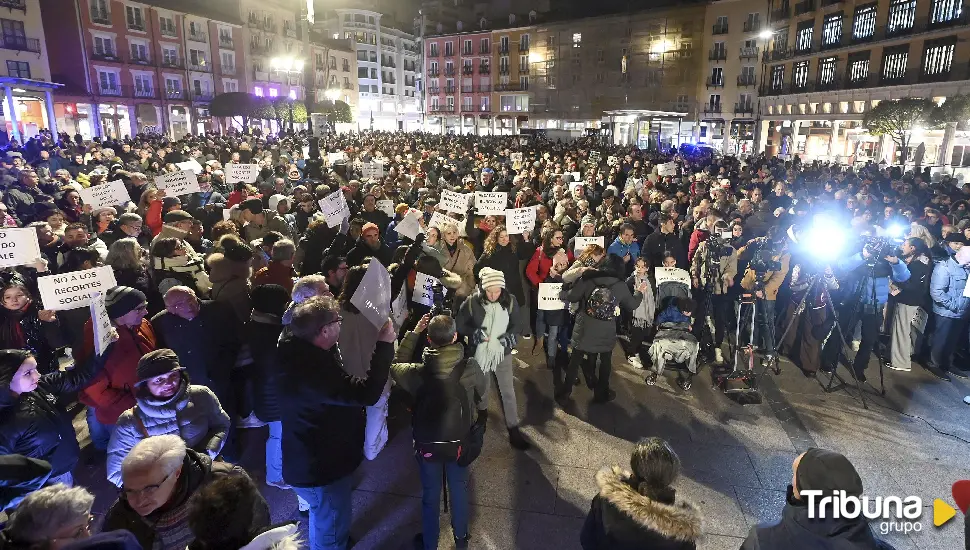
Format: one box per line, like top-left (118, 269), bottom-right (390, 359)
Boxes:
top-left (862, 236), bottom-right (899, 261)
top-left (429, 282), bottom-right (451, 317)
top-left (748, 237), bottom-right (783, 274)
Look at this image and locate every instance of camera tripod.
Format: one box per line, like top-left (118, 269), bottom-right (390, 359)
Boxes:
top-left (713, 289), bottom-right (776, 399)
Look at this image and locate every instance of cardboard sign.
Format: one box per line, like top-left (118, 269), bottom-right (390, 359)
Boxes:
top-left (222, 209), bottom-right (232, 221)
top-left (37, 266), bottom-right (118, 310)
top-left (376, 199), bottom-right (395, 217)
top-left (176, 159), bottom-right (204, 174)
top-left (474, 191), bottom-right (508, 215)
top-left (362, 161), bottom-right (385, 180)
top-left (511, 152), bottom-right (523, 162)
top-left (155, 170), bottom-right (201, 196)
top-left (412, 272), bottom-right (446, 307)
top-left (505, 206), bottom-right (536, 235)
top-left (225, 164), bottom-right (260, 184)
top-left (327, 151), bottom-right (346, 165)
top-left (568, 171), bottom-right (581, 182)
top-left (655, 267), bottom-right (691, 286)
top-left (318, 190), bottom-right (350, 228)
top-left (89, 291), bottom-right (114, 356)
top-left (0, 228), bottom-right (41, 269)
top-left (350, 260), bottom-right (392, 329)
top-left (658, 162), bottom-right (677, 177)
top-left (78, 180), bottom-right (131, 208)
top-left (538, 282), bottom-right (565, 310)
top-left (394, 210), bottom-right (424, 240)
top-left (440, 189), bottom-right (472, 214)
top-left (573, 236), bottom-right (604, 255)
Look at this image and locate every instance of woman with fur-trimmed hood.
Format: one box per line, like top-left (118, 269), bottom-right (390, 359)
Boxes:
top-left (581, 437), bottom-right (703, 550)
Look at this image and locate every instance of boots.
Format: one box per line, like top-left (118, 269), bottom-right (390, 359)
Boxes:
top-left (508, 426), bottom-right (531, 450)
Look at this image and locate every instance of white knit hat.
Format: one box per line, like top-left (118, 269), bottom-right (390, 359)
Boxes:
top-left (479, 267), bottom-right (505, 290)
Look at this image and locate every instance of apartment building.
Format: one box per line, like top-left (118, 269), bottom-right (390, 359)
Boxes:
top-left (0, 0), bottom-right (59, 143)
top-left (309, 36), bottom-right (359, 120)
top-left (759, 0), bottom-right (970, 164)
top-left (41, 0), bottom-right (246, 139)
top-left (424, 29), bottom-right (492, 134)
top-left (490, 24), bottom-right (533, 135)
top-left (242, 0), bottom-right (306, 103)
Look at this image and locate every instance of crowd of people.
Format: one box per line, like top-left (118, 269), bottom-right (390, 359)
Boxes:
top-left (0, 126), bottom-right (965, 550)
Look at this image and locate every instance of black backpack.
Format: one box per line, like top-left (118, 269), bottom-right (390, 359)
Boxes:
top-left (411, 358), bottom-right (471, 462)
top-left (585, 280), bottom-right (619, 321)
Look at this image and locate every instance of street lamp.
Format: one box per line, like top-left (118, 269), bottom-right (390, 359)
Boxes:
top-left (758, 29), bottom-right (773, 40)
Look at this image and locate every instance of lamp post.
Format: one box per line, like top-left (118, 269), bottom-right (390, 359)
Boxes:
top-left (270, 56), bottom-right (305, 135)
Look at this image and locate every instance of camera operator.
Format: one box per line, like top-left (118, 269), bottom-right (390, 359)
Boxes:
top-left (739, 230), bottom-right (791, 365)
top-left (691, 220), bottom-right (738, 364)
top-left (886, 237), bottom-right (931, 373)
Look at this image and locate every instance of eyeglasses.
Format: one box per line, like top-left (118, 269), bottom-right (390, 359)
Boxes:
top-left (48, 514), bottom-right (95, 543)
top-left (121, 471), bottom-right (173, 499)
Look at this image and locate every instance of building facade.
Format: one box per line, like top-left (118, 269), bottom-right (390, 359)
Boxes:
top-left (0, 0), bottom-right (60, 142)
top-left (309, 36), bottom-right (359, 120)
top-left (490, 24), bottom-right (532, 135)
top-left (241, 0), bottom-right (305, 104)
top-left (424, 29), bottom-right (492, 134)
top-left (758, 0), bottom-right (970, 165)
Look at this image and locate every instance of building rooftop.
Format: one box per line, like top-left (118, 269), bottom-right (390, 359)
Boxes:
top-left (147, 0), bottom-right (246, 26)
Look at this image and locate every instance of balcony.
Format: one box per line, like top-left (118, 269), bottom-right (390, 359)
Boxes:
top-left (0, 0), bottom-right (26, 11)
top-left (192, 90), bottom-right (215, 101)
top-left (160, 57), bottom-right (185, 69)
top-left (160, 26), bottom-right (178, 38)
top-left (478, 84), bottom-right (491, 93)
top-left (712, 23), bottom-right (728, 35)
top-left (480, 45), bottom-right (490, 55)
top-left (709, 49), bottom-right (727, 61)
top-left (771, 7), bottom-right (791, 21)
top-left (498, 44), bottom-right (510, 54)
top-left (381, 61), bottom-right (396, 69)
top-left (519, 43), bottom-right (530, 51)
top-left (703, 105), bottom-right (723, 114)
top-left (189, 32), bottom-right (207, 43)
top-left (495, 83), bottom-right (527, 91)
top-left (461, 104), bottom-right (475, 112)
top-left (499, 67), bottom-right (510, 75)
top-left (91, 11), bottom-right (111, 25)
top-left (427, 69), bottom-right (440, 77)
top-left (131, 86), bottom-right (157, 99)
top-left (520, 66), bottom-right (530, 74)
top-left (189, 62), bottom-right (212, 73)
top-left (428, 87), bottom-right (440, 94)
top-left (284, 27), bottom-right (296, 38)
top-left (794, 0), bottom-right (816, 16)
top-left (91, 50), bottom-right (121, 62)
top-left (165, 89), bottom-right (187, 100)
top-left (734, 103), bottom-right (754, 115)
top-left (762, 48), bottom-right (790, 62)
top-left (462, 67), bottom-right (474, 75)
top-left (706, 77), bottom-right (725, 88)
top-left (429, 105), bottom-right (455, 113)
top-left (219, 36), bottom-right (234, 48)
top-left (427, 50), bottom-right (439, 58)
top-left (737, 75), bottom-right (757, 86)
top-left (444, 85), bottom-right (456, 93)
top-left (444, 67), bottom-right (455, 76)
top-left (127, 21), bottom-right (145, 32)
top-left (461, 85), bottom-right (473, 93)
top-left (2, 36), bottom-right (40, 53)
top-left (743, 20), bottom-right (761, 33)
top-left (740, 46), bottom-right (758, 59)
top-left (479, 65), bottom-right (491, 74)
top-left (221, 65), bottom-right (236, 76)
top-left (128, 54), bottom-right (153, 66)
top-left (385, 79), bottom-right (396, 85)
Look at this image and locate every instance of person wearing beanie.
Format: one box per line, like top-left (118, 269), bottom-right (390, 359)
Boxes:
top-left (455, 267), bottom-right (530, 450)
top-left (346, 221), bottom-right (392, 268)
top-left (581, 437), bottom-right (703, 549)
top-left (740, 448), bottom-right (891, 550)
top-left (76, 286), bottom-right (156, 452)
top-left (105, 348), bottom-right (230, 487)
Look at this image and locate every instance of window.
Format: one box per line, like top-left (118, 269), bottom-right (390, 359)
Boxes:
top-left (445, 41), bottom-right (454, 56)
top-left (90, 0), bottom-right (109, 22)
top-left (254, 86), bottom-right (263, 96)
top-left (357, 50), bottom-right (367, 61)
top-left (710, 67), bottom-right (723, 85)
top-left (429, 43), bottom-right (438, 56)
top-left (500, 36), bottom-right (509, 52)
top-left (369, 68), bottom-right (377, 79)
top-left (887, 0), bottom-right (917, 35)
top-left (1, 19), bottom-right (24, 49)
top-left (463, 59), bottom-right (472, 72)
top-left (848, 52), bottom-right (870, 82)
top-left (289, 89), bottom-right (297, 100)
top-left (125, 6), bottom-right (143, 30)
top-left (159, 16), bottom-right (176, 36)
top-left (130, 42), bottom-right (148, 61)
top-left (519, 54), bottom-right (528, 68)
top-left (358, 67), bottom-right (368, 78)
top-left (572, 33), bottom-right (581, 47)
top-left (6, 60), bottom-right (28, 78)
top-left (739, 93), bottom-right (752, 108)
top-left (795, 21), bottom-right (813, 52)
top-left (480, 96), bottom-right (489, 111)
top-left (162, 47), bottom-right (178, 65)
top-left (881, 45), bottom-right (909, 81)
top-left (922, 38), bottom-right (955, 78)
top-left (189, 21), bottom-right (202, 38)
top-left (189, 49), bottom-right (207, 67)
top-left (500, 95), bottom-right (528, 111)
top-left (165, 77), bottom-right (181, 93)
top-left (771, 65), bottom-right (785, 90)
top-left (715, 15), bottom-right (728, 32)
top-left (133, 74), bottom-right (152, 94)
top-left (462, 96), bottom-right (472, 110)
top-left (741, 65), bottom-right (756, 82)
top-left (520, 34), bottom-right (529, 50)
top-left (793, 60), bottom-right (809, 88)
top-left (822, 13), bottom-right (842, 47)
top-left (500, 57), bottom-right (509, 73)
top-left (223, 80), bottom-right (238, 93)
top-left (745, 12), bottom-right (761, 31)
top-left (519, 75), bottom-right (529, 89)
top-left (463, 39), bottom-right (472, 55)
top-left (430, 97), bottom-right (439, 110)
top-left (221, 51), bottom-right (235, 70)
top-left (97, 70), bottom-right (118, 92)
top-left (708, 94), bottom-right (721, 110)
top-left (712, 41), bottom-right (726, 58)
top-left (446, 96), bottom-right (454, 109)
top-left (94, 36), bottom-right (114, 56)
top-left (818, 56), bottom-right (837, 84)
top-left (930, 0), bottom-right (963, 24)
top-left (369, 51), bottom-right (377, 62)
top-left (268, 88), bottom-right (278, 97)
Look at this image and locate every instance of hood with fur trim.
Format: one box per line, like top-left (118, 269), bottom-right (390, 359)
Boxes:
top-left (595, 466), bottom-right (703, 543)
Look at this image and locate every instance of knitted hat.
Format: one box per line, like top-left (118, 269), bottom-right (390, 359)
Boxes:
top-left (105, 286), bottom-right (147, 319)
top-left (163, 210), bottom-right (193, 223)
top-left (136, 349), bottom-right (181, 385)
top-left (361, 222), bottom-right (380, 236)
top-left (581, 215), bottom-right (596, 227)
top-left (251, 284), bottom-right (291, 317)
top-left (479, 267), bottom-right (505, 289)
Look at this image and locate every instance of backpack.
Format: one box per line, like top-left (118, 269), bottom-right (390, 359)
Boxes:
top-left (411, 358), bottom-right (471, 462)
top-left (585, 280), bottom-right (619, 321)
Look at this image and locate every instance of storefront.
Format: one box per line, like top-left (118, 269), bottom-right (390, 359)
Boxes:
top-left (0, 77), bottom-right (62, 144)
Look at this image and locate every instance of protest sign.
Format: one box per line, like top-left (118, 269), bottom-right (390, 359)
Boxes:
top-left (412, 272), bottom-right (447, 307)
top-left (655, 267), bottom-right (690, 286)
top-left (474, 191), bottom-right (507, 216)
top-left (505, 206), bottom-right (536, 235)
top-left (222, 209), bottom-right (232, 221)
top-left (377, 199), bottom-right (395, 217)
top-left (658, 162), bottom-right (677, 176)
top-left (394, 210), bottom-right (424, 240)
top-left (318, 190), bottom-right (350, 228)
top-left (538, 283), bottom-right (565, 311)
top-left (351, 260), bottom-right (392, 329)
top-left (78, 180), bottom-right (130, 208)
top-left (568, 171), bottom-right (581, 182)
top-left (607, 156), bottom-right (618, 166)
top-left (912, 307), bottom-right (928, 333)
top-left (0, 228), bottom-right (41, 269)
top-left (573, 236), bottom-right (604, 255)
top-left (519, 138), bottom-right (528, 146)
top-left (155, 170), bottom-right (201, 196)
top-left (510, 152), bottom-right (523, 163)
top-left (327, 151), bottom-right (346, 165)
top-left (175, 159), bottom-right (203, 174)
top-left (429, 211), bottom-right (462, 232)
top-left (440, 189), bottom-right (472, 214)
top-left (225, 164), bottom-right (260, 184)
top-left (37, 266), bottom-right (117, 311)
top-left (89, 292), bottom-right (114, 356)
top-left (362, 161), bottom-right (385, 180)
top-left (302, 146), bottom-right (310, 159)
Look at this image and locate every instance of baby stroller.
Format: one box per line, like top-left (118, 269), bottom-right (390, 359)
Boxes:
top-left (647, 268), bottom-right (700, 390)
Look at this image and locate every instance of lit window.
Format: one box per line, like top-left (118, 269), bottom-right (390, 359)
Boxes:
top-left (930, 0), bottom-right (963, 24)
top-left (818, 56), bottom-right (837, 84)
top-left (852, 4), bottom-right (877, 39)
top-left (770, 65), bottom-right (784, 91)
top-left (793, 61), bottom-right (809, 88)
top-left (887, 0), bottom-right (917, 34)
top-left (881, 47), bottom-right (908, 80)
top-left (922, 39), bottom-right (955, 77)
top-left (269, 88), bottom-right (278, 97)
top-left (848, 54), bottom-right (870, 82)
top-left (289, 89), bottom-right (297, 99)
top-left (821, 14), bottom-right (842, 47)
top-left (572, 33), bottom-right (581, 48)
top-left (795, 23), bottom-right (813, 52)
top-left (254, 86), bottom-right (263, 96)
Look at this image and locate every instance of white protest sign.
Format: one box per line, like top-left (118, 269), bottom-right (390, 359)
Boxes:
top-left (0, 228), bottom-right (41, 269)
top-left (429, 211), bottom-right (462, 232)
top-left (302, 146), bottom-right (310, 159)
top-left (327, 151), bottom-right (346, 165)
top-left (912, 307), bottom-right (928, 333)
top-left (350, 259), bottom-right (392, 329)
top-left (568, 171), bottom-right (581, 182)
top-left (37, 266), bottom-right (117, 310)
top-left (474, 191), bottom-right (507, 216)
top-left (225, 164), bottom-right (260, 184)
top-left (440, 189), bottom-right (472, 214)
top-left (538, 283), bottom-right (565, 311)
top-left (362, 161), bottom-right (385, 180)
top-left (78, 180), bottom-right (130, 208)
top-left (658, 162), bottom-right (677, 176)
top-left (155, 170), bottom-right (201, 196)
top-left (519, 138), bottom-right (528, 146)
top-left (655, 267), bottom-right (691, 286)
top-left (89, 291), bottom-right (114, 356)
top-left (222, 209), bottom-right (232, 221)
top-left (176, 159), bottom-right (204, 174)
top-left (394, 210), bottom-right (424, 240)
top-left (412, 272), bottom-right (446, 307)
top-left (574, 236), bottom-right (604, 255)
top-left (318, 190), bottom-right (350, 228)
top-left (505, 206), bottom-right (536, 235)
top-left (376, 200), bottom-right (395, 217)
top-left (510, 152), bottom-right (523, 163)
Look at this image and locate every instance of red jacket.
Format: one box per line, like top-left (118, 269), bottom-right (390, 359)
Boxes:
top-left (77, 318), bottom-right (157, 425)
top-left (526, 247), bottom-right (572, 288)
top-left (253, 261), bottom-right (296, 293)
top-left (688, 229), bottom-right (710, 263)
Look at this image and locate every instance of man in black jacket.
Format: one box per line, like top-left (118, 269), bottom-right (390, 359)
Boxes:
top-left (643, 214), bottom-right (686, 272)
top-left (278, 295), bottom-right (395, 550)
top-left (887, 237), bottom-right (932, 372)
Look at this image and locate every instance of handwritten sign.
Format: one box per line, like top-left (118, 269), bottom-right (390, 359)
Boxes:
top-left (505, 206), bottom-right (536, 235)
top-left (440, 189), bottom-right (472, 214)
top-left (37, 266), bottom-right (117, 310)
top-left (89, 292), bottom-right (114, 356)
top-left (568, 171), bottom-right (581, 182)
top-left (429, 211), bottom-right (462, 233)
top-left (655, 267), bottom-right (691, 287)
top-left (538, 283), bottom-right (565, 310)
top-left (510, 152), bottom-right (523, 163)
top-left (912, 307), bottom-right (928, 333)
top-left (327, 151), bottom-right (346, 165)
top-left (376, 200), bottom-right (395, 217)
top-left (318, 190), bottom-right (350, 228)
top-left (350, 260), bottom-right (392, 329)
top-left (658, 162), bottom-right (677, 177)
top-left (362, 161), bottom-right (385, 180)
top-left (394, 210), bottom-right (424, 240)
top-left (78, 180), bottom-right (130, 208)
top-left (412, 272), bottom-right (446, 307)
top-left (574, 236), bottom-right (604, 255)
top-left (474, 191), bottom-right (507, 215)
top-left (0, 228), bottom-right (40, 269)
top-left (225, 164), bottom-right (260, 184)
top-left (155, 170), bottom-right (201, 196)
top-left (176, 159), bottom-right (204, 174)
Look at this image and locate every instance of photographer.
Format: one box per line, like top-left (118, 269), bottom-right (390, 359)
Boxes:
top-left (691, 220), bottom-right (738, 364)
top-left (740, 232), bottom-right (792, 365)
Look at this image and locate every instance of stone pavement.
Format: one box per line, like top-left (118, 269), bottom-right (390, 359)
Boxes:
top-left (72, 340), bottom-right (970, 550)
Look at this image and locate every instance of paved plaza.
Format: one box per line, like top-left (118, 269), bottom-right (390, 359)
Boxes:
top-left (72, 343), bottom-right (970, 550)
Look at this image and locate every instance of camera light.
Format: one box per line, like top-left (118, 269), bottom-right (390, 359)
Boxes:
top-left (885, 223), bottom-right (906, 239)
top-left (806, 215), bottom-right (846, 263)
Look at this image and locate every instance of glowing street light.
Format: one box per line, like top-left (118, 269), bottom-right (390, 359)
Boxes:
top-left (758, 30), bottom-right (774, 40)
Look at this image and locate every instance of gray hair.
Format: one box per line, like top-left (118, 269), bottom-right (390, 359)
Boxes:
top-left (271, 239), bottom-right (296, 262)
top-left (290, 295), bottom-right (339, 340)
top-left (121, 434), bottom-right (186, 478)
top-left (291, 274), bottom-right (329, 303)
top-left (6, 484), bottom-right (94, 543)
top-left (119, 212), bottom-right (142, 226)
top-left (105, 237), bottom-right (143, 270)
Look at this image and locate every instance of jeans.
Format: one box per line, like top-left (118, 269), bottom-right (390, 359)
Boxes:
top-left (535, 311), bottom-right (560, 358)
top-left (929, 314), bottom-right (969, 372)
top-left (416, 457), bottom-right (469, 549)
top-left (293, 475), bottom-right (354, 550)
top-left (266, 421), bottom-right (283, 485)
top-left (697, 292), bottom-right (732, 348)
top-left (85, 408), bottom-right (115, 451)
top-left (561, 351), bottom-right (613, 398)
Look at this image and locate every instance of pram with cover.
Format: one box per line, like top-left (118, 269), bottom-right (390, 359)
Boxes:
top-left (647, 268), bottom-right (700, 390)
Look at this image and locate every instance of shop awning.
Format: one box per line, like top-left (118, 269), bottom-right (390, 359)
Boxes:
top-left (0, 77), bottom-right (64, 92)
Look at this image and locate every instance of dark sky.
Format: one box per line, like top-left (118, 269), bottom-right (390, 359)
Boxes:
top-left (552, 0), bottom-right (707, 18)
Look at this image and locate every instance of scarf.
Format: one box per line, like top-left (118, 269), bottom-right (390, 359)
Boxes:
top-left (0, 302), bottom-right (29, 349)
top-left (474, 301), bottom-right (509, 373)
top-left (631, 274), bottom-right (654, 328)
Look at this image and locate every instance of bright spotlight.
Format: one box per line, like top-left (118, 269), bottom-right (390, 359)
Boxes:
top-left (885, 224), bottom-right (906, 239)
top-left (805, 215), bottom-right (846, 263)
top-left (758, 30), bottom-right (773, 40)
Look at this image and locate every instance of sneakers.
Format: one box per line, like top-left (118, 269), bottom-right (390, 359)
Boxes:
top-left (925, 365), bottom-right (951, 381)
top-left (714, 348), bottom-right (724, 364)
top-left (522, 333), bottom-right (532, 340)
top-left (645, 372), bottom-right (658, 385)
top-left (949, 368), bottom-right (969, 380)
top-left (592, 388), bottom-right (617, 403)
top-left (886, 361), bottom-right (912, 372)
top-left (238, 413), bottom-right (267, 429)
top-left (628, 355), bottom-right (644, 370)
top-left (851, 340), bottom-right (861, 352)
top-left (265, 478), bottom-right (291, 490)
top-left (508, 427), bottom-right (531, 450)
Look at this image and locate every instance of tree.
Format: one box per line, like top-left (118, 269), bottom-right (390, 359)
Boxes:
top-left (317, 100), bottom-right (352, 123)
top-left (209, 92), bottom-right (260, 132)
top-left (932, 94), bottom-right (970, 125)
top-left (863, 98), bottom-right (940, 165)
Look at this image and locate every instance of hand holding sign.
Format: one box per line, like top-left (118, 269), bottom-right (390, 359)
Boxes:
top-left (573, 236), bottom-right (604, 255)
top-left (350, 260), bottom-right (392, 329)
top-left (318, 190), bottom-right (350, 228)
top-left (413, 272), bottom-right (446, 307)
top-left (78, 180), bottom-right (131, 208)
top-left (37, 266), bottom-right (118, 310)
top-left (441, 189), bottom-right (472, 214)
top-left (474, 192), bottom-right (508, 216)
top-left (538, 283), bottom-right (565, 310)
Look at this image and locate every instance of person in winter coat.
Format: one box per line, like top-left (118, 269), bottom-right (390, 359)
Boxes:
top-left (105, 349), bottom-right (230, 487)
top-left (607, 223), bottom-right (642, 277)
top-left (925, 245), bottom-right (970, 380)
top-left (149, 237), bottom-right (212, 298)
top-left (455, 268), bottom-right (530, 450)
top-left (437, 223), bottom-right (476, 302)
top-left (0, 345), bottom-right (114, 487)
top-left (690, 221), bottom-right (738, 364)
top-left (399, 254), bottom-right (463, 342)
top-left (0, 483), bottom-right (97, 549)
top-left (205, 233), bottom-right (254, 322)
top-left (563, 255), bottom-right (647, 404)
top-left (76, 286), bottom-right (156, 452)
top-left (474, 225), bottom-right (531, 308)
top-left (740, 448), bottom-right (894, 550)
top-left (0, 273), bottom-right (59, 375)
top-left (102, 434), bottom-right (268, 550)
top-left (624, 257), bottom-right (656, 370)
top-left (887, 237), bottom-right (932, 373)
top-left (535, 249), bottom-right (570, 369)
top-left (581, 437), bottom-right (703, 550)
top-left (346, 222), bottom-right (393, 268)
top-left (187, 474), bottom-right (297, 550)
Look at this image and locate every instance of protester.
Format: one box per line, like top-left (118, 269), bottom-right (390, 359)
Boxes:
top-left (0, 484), bottom-right (96, 549)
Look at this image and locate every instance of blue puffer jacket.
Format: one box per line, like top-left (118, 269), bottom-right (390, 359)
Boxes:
top-left (930, 256), bottom-right (970, 318)
top-left (837, 253), bottom-right (910, 305)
